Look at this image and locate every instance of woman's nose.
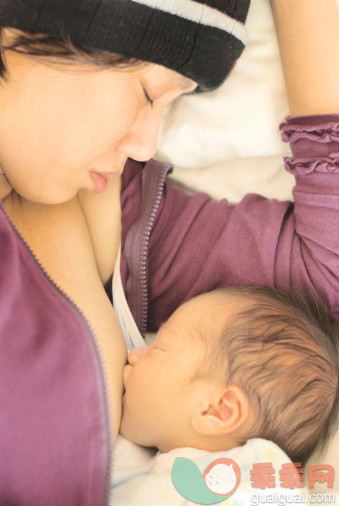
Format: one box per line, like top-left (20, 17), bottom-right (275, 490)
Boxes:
top-left (127, 345), bottom-right (152, 365)
top-left (116, 106), bottom-right (163, 162)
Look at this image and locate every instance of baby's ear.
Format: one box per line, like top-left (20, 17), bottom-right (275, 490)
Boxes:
top-left (190, 385), bottom-right (250, 437)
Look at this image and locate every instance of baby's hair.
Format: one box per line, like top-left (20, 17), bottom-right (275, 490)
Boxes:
top-left (210, 286), bottom-right (338, 466)
top-left (0, 28), bottom-right (147, 81)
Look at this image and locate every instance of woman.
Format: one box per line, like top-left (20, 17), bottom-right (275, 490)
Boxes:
top-left (0, 2), bottom-right (251, 504)
top-left (0, 1), bottom-right (338, 505)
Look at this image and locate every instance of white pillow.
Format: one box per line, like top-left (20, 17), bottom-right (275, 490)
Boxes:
top-left (155, 0), bottom-right (294, 202)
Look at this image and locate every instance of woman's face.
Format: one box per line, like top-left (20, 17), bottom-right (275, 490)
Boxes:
top-left (0, 36), bottom-right (197, 204)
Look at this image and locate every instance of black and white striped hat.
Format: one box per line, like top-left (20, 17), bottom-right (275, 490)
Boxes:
top-left (0, 0), bottom-right (251, 91)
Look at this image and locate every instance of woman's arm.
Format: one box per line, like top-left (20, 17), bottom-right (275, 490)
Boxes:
top-left (270, 0), bottom-right (339, 115)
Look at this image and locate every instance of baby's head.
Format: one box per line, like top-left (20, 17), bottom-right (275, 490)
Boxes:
top-left (120, 286), bottom-right (338, 464)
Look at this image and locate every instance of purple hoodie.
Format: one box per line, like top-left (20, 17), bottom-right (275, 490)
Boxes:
top-left (0, 114), bottom-right (338, 504)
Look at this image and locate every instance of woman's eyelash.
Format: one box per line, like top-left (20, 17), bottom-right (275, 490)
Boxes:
top-left (144, 89), bottom-right (154, 107)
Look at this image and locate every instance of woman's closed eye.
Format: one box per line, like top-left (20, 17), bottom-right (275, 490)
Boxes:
top-left (143, 88), bottom-right (154, 108)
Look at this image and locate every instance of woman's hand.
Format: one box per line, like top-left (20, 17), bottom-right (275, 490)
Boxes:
top-left (270, 0), bottom-right (339, 115)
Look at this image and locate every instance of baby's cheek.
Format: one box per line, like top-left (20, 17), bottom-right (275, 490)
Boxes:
top-left (123, 381), bottom-right (144, 422)
top-left (120, 394), bottom-right (138, 438)
top-left (120, 393), bottom-right (153, 445)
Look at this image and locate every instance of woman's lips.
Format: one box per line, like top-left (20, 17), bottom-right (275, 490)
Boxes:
top-left (90, 171), bottom-right (120, 193)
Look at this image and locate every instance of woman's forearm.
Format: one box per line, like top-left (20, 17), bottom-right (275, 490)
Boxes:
top-left (270, 0), bottom-right (339, 116)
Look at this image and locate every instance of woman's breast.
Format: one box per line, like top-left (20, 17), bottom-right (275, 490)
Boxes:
top-left (2, 190), bottom-right (126, 443)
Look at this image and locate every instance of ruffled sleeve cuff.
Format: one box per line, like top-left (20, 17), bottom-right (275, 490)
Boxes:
top-left (279, 114), bottom-right (339, 176)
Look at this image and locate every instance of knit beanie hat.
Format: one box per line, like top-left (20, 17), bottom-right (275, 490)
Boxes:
top-left (0, 0), bottom-right (251, 91)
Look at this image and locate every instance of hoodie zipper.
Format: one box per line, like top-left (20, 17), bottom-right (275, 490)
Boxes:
top-left (0, 201), bottom-right (112, 506)
top-left (124, 160), bottom-right (172, 336)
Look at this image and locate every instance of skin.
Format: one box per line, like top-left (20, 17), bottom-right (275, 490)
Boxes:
top-left (120, 293), bottom-right (255, 453)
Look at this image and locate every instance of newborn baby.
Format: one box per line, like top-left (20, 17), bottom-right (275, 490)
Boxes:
top-left (120, 286), bottom-right (339, 465)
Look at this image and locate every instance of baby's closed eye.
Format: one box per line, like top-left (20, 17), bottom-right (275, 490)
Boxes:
top-left (152, 346), bottom-right (164, 353)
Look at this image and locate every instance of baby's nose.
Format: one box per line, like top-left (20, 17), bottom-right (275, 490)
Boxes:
top-left (127, 346), bottom-right (150, 365)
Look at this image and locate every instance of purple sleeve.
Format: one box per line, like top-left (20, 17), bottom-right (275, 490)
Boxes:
top-left (147, 114), bottom-right (339, 329)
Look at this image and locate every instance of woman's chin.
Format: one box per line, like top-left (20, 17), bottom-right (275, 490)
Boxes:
top-left (24, 187), bottom-right (78, 205)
